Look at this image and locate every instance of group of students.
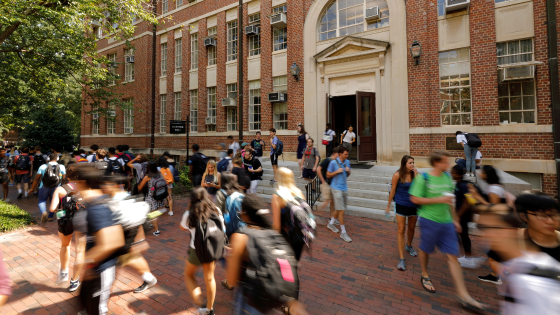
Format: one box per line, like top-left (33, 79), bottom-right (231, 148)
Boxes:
top-left (385, 150), bottom-right (560, 312)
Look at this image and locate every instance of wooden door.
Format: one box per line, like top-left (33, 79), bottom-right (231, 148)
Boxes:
top-left (356, 91), bottom-right (377, 161)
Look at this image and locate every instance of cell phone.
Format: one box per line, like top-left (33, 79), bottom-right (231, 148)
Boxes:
top-left (206, 182), bottom-right (211, 184)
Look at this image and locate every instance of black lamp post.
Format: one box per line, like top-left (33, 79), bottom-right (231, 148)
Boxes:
top-left (410, 40), bottom-right (422, 65)
top-left (290, 62), bottom-right (301, 81)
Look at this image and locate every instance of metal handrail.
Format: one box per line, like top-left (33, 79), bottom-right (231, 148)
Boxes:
top-left (305, 175), bottom-right (322, 207)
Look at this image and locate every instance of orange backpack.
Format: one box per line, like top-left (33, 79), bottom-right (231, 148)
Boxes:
top-left (160, 168), bottom-right (174, 184)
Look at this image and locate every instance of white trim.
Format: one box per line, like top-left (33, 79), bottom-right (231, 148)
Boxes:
top-left (98, 32), bottom-right (152, 53)
top-left (81, 130), bottom-right (297, 138)
top-left (409, 124), bottom-right (552, 134)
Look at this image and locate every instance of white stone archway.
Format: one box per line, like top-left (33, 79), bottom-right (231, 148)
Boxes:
top-left (303, 0), bottom-right (409, 163)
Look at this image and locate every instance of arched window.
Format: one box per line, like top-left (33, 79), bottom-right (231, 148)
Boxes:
top-left (318, 0), bottom-right (389, 41)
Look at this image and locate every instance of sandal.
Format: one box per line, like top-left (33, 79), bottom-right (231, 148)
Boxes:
top-left (281, 305), bottom-right (290, 315)
top-left (421, 276), bottom-right (436, 293)
top-left (458, 297), bottom-right (489, 313)
top-left (222, 279), bottom-right (234, 290)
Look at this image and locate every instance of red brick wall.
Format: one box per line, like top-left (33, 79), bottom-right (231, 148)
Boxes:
top-left (534, 0), bottom-right (553, 125)
top-left (543, 173), bottom-right (558, 197)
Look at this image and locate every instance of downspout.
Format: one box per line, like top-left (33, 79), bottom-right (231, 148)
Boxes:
top-left (546, 0), bottom-right (560, 197)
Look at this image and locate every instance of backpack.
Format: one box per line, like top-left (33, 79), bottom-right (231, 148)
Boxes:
top-left (60, 183), bottom-right (86, 220)
top-left (172, 165), bottom-right (180, 183)
top-left (464, 133), bottom-right (482, 148)
top-left (193, 152), bottom-right (209, 176)
top-left (236, 168), bottom-right (251, 189)
top-left (90, 154), bottom-right (97, 162)
top-left (194, 212), bottom-right (226, 263)
top-left (280, 196), bottom-right (317, 254)
top-left (33, 154), bottom-right (46, 171)
top-left (120, 153), bottom-right (133, 172)
top-left (15, 155), bottom-right (31, 171)
top-left (242, 228), bottom-right (300, 310)
top-left (94, 160), bottom-right (109, 175)
top-left (151, 175), bottom-right (169, 201)
top-left (160, 167), bottom-right (174, 184)
top-left (42, 164), bottom-right (61, 188)
top-left (217, 158), bottom-right (230, 173)
top-left (107, 158), bottom-right (123, 175)
top-left (77, 157), bottom-right (88, 163)
top-left (223, 191), bottom-right (245, 238)
top-left (274, 138), bottom-right (284, 156)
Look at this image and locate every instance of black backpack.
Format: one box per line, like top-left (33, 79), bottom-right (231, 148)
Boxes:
top-left (60, 183), bottom-right (86, 220)
top-left (151, 175), bottom-right (169, 201)
top-left (275, 139), bottom-right (284, 156)
top-left (194, 212), bottom-right (226, 263)
top-left (42, 164), bottom-right (61, 188)
top-left (15, 155), bottom-right (31, 171)
top-left (120, 153), bottom-right (132, 172)
top-left (280, 196), bottom-right (317, 259)
top-left (33, 154), bottom-right (46, 171)
top-left (94, 160), bottom-right (108, 176)
top-left (465, 133), bottom-right (482, 148)
top-left (242, 228), bottom-right (300, 310)
top-left (193, 153), bottom-right (209, 175)
top-left (107, 158), bottom-right (123, 175)
top-left (236, 167), bottom-right (251, 189)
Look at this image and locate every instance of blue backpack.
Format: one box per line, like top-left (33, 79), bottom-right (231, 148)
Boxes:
top-left (275, 139), bottom-right (284, 156)
top-left (222, 191), bottom-right (245, 238)
top-left (217, 158), bottom-right (230, 173)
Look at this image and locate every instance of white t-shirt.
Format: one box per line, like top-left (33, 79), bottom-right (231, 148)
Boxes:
top-left (487, 184), bottom-right (505, 199)
top-left (180, 207), bottom-right (225, 249)
top-left (86, 154), bottom-right (98, 163)
top-left (342, 131), bottom-right (356, 143)
top-left (456, 134), bottom-right (468, 145)
top-left (475, 151), bottom-right (482, 166)
top-left (229, 142), bottom-right (240, 155)
top-left (324, 129), bottom-right (335, 140)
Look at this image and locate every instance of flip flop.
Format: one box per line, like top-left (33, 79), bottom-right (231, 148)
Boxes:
top-left (421, 276), bottom-right (436, 293)
top-left (458, 297), bottom-right (489, 313)
top-left (221, 279), bottom-right (234, 290)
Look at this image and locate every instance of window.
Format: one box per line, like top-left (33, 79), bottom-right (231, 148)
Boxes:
top-left (249, 13), bottom-right (261, 23)
top-left (175, 38), bottom-right (182, 73)
top-left (273, 4), bottom-right (287, 13)
top-left (92, 105), bottom-right (99, 135)
top-left (161, 43), bottom-right (168, 75)
top-left (125, 48), bottom-right (135, 82)
top-left (124, 99), bottom-right (134, 134)
top-left (174, 92), bottom-right (182, 120)
top-left (498, 81), bottom-right (536, 124)
top-left (160, 95), bottom-right (167, 133)
top-left (208, 27), bottom-right (217, 66)
top-left (227, 21), bottom-right (238, 61)
top-left (249, 32), bottom-right (260, 56)
top-left (107, 103), bottom-right (116, 134)
top-left (227, 108), bottom-right (237, 131)
top-left (249, 80), bottom-right (261, 130)
top-left (439, 48), bottom-right (471, 125)
top-left (191, 34), bottom-right (198, 69)
top-left (162, 0), bottom-right (168, 14)
top-left (366, 0), bottom-right (389, 30)
top-left (274, 103), bottom-right (288, 130)
top-left (497, 39), bottom-right (533, 66)
top-left (227, 83), bottom-right (237, 98)
top-left (273, 76), bottom-right (288, 91)
top-left (177, 0), bottom-right (183, 7)
top-left (273, 27), bottom-right (287, 51)
top-left (437, 0), bottom-right (445, 17)
top-left (93, 26), bottom-right (102, 39)
top-left (190, 90), bottom-right (198, 132)
top-left (108, 53), bottom-right (117, 85)
top-left (207, 87), bottom-right (216, 132)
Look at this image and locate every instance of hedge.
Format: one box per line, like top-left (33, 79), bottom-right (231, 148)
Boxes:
top-left (0, 201), bottom-right (33, 233)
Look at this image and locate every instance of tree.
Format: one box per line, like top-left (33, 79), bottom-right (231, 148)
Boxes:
top-left (21, 107), bottom-right (77, 152)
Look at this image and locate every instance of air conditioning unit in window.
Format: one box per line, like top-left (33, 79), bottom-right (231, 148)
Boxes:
top-left (222, 98), bottom-right (237, 107)
top-left (445, 0), bottom-right (470, 14)
top-left (92, 113), bottom-right (99, 119)
top-left (205, 117), bottom-right (216, 125)
top-left (108, 110), bottom-right (116, 117)
top-left (204, 37), bottom-right (217, 47)
top-left (500, 65), bottom-right (535, 82)
top-left (365, 7), bottom-right (380, 22)
top-left (271, 12), bottom-right (287, 28)
top-left (125, 56), bottom-right (135, 63)
top-left (268, 92), bottom-right (287, 103)
top-left (187, 0), bottom-right (196, 3)
top-left (245, 24), bottom-right (260, 35)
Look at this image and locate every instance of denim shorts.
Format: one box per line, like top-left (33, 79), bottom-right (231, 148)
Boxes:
top-left (419, 217), bottom-right (459, 256)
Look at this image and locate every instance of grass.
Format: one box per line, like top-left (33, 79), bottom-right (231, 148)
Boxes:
top-left (0, 201), bottom-right (33, 233)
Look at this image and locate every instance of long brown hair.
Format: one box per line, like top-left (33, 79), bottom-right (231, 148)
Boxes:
top-left (187, 187), bottom-right (219, 228)
top-left (398, 155), bottom-right (415, 184)
top-left (298, 124), bottom-right (306, 135)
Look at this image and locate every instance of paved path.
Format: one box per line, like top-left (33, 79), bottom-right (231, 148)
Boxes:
top-left (0, 188), bottom-right (500, 314)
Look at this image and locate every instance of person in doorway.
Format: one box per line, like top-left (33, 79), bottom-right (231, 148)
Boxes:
top-left (296, 124), bottom-right (310, 179)
top-left (269, 128), bottom-right (279, 184)
top-left (250, 131), bottom-right (265, 164)
top-left (326, 146), bottom-right (352, 242)
top-left (227, 135), bottom-right (240, 156)
top-left (456, 131), bottom-right (478, 177)
top-left (0, 148), bottom-right (13, 202)
top-left (202, 160), bottom-right (221, 199)
top-left (243, 150), bottom-right (262, 194)
top-left (385, 155), bottom-right (419, 271)
top-left (339, 126), bottom-right (356, 155)
top-left (409, 150), bottom-right (486, 312)
top-left (323, 123), bottom-right (336, 157)
top-left (302, 138), bottom-right (320, 181)
top-left (137, 161), bottom-right (167, 236)
top-left (189, 144), bottom-right (209, 187)
top-left (317, 148), bottom-right (339, 223)
top-left (13, 147), bottom-right (33, 199)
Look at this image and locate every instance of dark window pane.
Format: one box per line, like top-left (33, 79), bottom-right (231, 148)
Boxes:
top-left (498, 97), bottom-right (509, 111)
top-left (510, 82), bottom-right (522, 96)
top-left (523, 111), bottom-right (535, 123)
top-left (522, 81), bottom-right (534, 96)
top-left (510, 97), bottom-right (522, 110)
top-left (498, 84), bottom-right (509, 97)
top-left (523, 96), bottom-right (535, 109)
top-left (499, 112), bottom-right (509, 123)
top-left (511, 112), bottom-right (522, 123)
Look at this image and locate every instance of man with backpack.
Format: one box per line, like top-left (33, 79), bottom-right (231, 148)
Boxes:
top-left (269, 128), bottom-right (280, 185)
top-left (32, 146), bottom-right (47, 194)
top-left (189, 144), bottom-right (209, 187)
top-left (317, 148), bottom-right (339, 221)
top-left (326, 146), bottom-right (352, 242)
top-left (243, 150), bottom-right (262, 194)
top-left (86, 144), bottom-right (99, 163)
top-left (106, 147), bottom-right (125, 176)
top-left (93, 149), bottom-right (109, 176)
top-left (13, 147), bottom-right (34, 199)
top-left (0, 148), bottom-right (13, 203)
top-left (456, 131), bottom-right (482, 178)
top-left (29, 153), bottom-right (66, 224)
top-left (217, 149), bottom-right (234, 173)
top-left (116, 145), bottom-right (134, 192)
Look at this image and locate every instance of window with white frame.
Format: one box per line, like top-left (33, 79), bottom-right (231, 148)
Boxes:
top-left (273, 76), bottom-right (288, 91)
top-left (174, 92), bottom-right (182, 120)
top-left (191, 33), bottom-right (198, 69)
top-left (175, 38), bottom-right (182, 73)
top-left (125, 48), bottom-right (135, 82)
top-left (273, 76), bottom-right (288, 130)
top-left (273, 4), bottom-right (287, 13)
top-left (366, 0), bottom-right (389, 31)
top-left (124, 99), bottom-right (134, 134)
top-left (207, 26), bottom-right (217, 36)
top-left (162, 0), bottom-right (168, 14)
top-left (273, 27), bottom-right (287, 51)
top-left (190, 90), bottom-right (198, 132)
top-left (108, 53), bottom-right (117, 85)
top-left (497, 39), bottom-right (533, 66)
top-left (249, 80), bottom-right (261, 131)
top-left (161, 43), bottom-right (168, 75)
top-left (227, 83), bottom-right (237, 98)
top-left (207, 87), bottom-right (216, 132)
top-left (227, 21), bottom-right (238, 61)
top-left (93, 26), bottom-right (102, 39)
top-left (227, 108), bottom-right (237, 131)
top-left (249, 32), bottom-right (260, 56)
top-left (92, 105), bottom-right (99, 135)
top-left (160, 94), bottom-right (167, 133)
top-left (107, 103), bottom-right (116, 134)
top-left (439, 48), bottom-right (471, 126)
top-left (177, 0), bottom-right (183, 7)
top-left (249, 13), bottom-right (260, 23)
top-left (208, 27), bottom-right (217, 66)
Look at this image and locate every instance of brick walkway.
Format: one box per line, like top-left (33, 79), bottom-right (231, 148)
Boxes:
top-left (0, 187), bottom-right (500, 315)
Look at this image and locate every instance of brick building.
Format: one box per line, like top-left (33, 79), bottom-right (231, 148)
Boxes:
top-left (81, 0), bottom-right (559, 196)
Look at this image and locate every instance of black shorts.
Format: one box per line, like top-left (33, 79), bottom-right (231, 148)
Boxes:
top-left (302, 168), bottom-right (316, 179)
top-left (395, 203), bottom-right (418, 217)
top-left (270, 153), bottom-right (278, 166)
top-left (0, 173), bottom-right (8, 184)
top-left (15, 173), bottom-right (30, 184)
top-left (57, 218), bottom-right (74, 236)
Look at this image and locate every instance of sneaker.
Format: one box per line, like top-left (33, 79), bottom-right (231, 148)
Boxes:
top-left (334, 219), bottom-right (340, 225)
top-left (477, 274), bottom-right (502, 285)
top-left (69, 279), bottom-right (81, 292)
top-left (198, 308), bottom-right (215, 315)
top-left (168, 211), bottom-right (174, 216)
top-left (17, 192), bottom-right (22, 199)
top-left (24, 194), bottom-right (28, 199)
top-left (340, 232), bottom-right (352, 242)
top-left (153, 230), bottom-right (160, 236)
top-left (134, 277), bottom-right (157, 293)
top-left (458, 256), bottom-right (480, 269)
top-left (41, 211), bottom-right (49, 225)
top-left (57, 269), bottom-right (69, 283)
top-left (4, 198), bottom-right (9, 203)
top-left (397, 259), bottom-right (406, 271)
top-left (406, 245), bottom-right (417, 257)
top-left (327, 223), bottom-right (339, 233)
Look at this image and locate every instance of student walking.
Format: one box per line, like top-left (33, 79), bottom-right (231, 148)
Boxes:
top-left (86, 144), bottom-right (99, 163)
top-left (326, 146), bottom-right (352, 242)
top-left (0, 148), bottom-right (12, 202)
top-left (227, 135), bottom-right (241, 156)
top-left (13, 147), bottom-right (33, 199)
top-left (250, 131), bottom-right (265, 164)
top-left (202, 160), bottom-right (221, 199)
top-left (409, 150), bottom-right (485, 311)
top-left (296, 124), bottom-right (310, 179)
top-left (323, 123), bottom-right (336, 157)
top-left (243, 150), bottom-right (262, 193)
top-left (339, 126), bottom-right (356, 154)
top-left (269, 128), bottom-right (279, 184)
top-left (456, 131), bottom-right (478, 177)
top-left (189, 144), bottom-right (209, 187)
top-left (136, 161), bottom-right (168, 236)
top-left (29, 153), bottom-right (67, 223)
top-left (180, 187), bottom-right (225, 315)
top-left (385, 155), bottom-right (419, 271)
top-left (32, 146), bottom-right (47, 193)
top-left (158, 157), bottom-right (175, 216)
top-left (317, 149), bottom-right (339, 222)
top-left (302, 138), bottom-right (320, 181)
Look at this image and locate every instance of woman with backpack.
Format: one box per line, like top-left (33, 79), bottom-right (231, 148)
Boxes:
top-left (180, 187), bottom-right (225, 315)
top-left (158, 156), bottom-right (175, 216)
top-left (202, 160), bottom-right (221, 200)
top-left (137, 161), bottom-right (168, 236)
top-left (226, 193), bottom-right (309, 315)
top-left (296, 124), bottom-right (309, 179)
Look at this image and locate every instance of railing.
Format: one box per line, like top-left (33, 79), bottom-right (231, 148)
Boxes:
top-left (305, 175), bottom-right (322, 207)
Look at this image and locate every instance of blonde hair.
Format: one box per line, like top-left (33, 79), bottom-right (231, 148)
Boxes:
top-left (203, 160), bottom-right (219, 184)
top-left (276, 167), bottom-right (304, 202)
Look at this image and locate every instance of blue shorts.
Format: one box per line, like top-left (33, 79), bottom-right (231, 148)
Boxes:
top-left (419, 217), bottom-right (459, 256)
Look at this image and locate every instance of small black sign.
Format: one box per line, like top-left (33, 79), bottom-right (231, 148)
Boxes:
top-left (170, 120), bottom-right (186, 134)
top-left (445, 136), bottom-right (463, 151)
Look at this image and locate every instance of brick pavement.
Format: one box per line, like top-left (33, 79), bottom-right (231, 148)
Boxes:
top-left (0, 187), bottom-right (501, 315)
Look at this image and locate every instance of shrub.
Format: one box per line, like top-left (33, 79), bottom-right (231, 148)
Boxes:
top-left (0, 202), bottom-right (33, 233)
top-left (179, 164), bottom-right (193, 191)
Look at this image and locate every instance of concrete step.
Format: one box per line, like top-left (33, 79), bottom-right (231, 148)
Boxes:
top-left (260, 172), bottom-right (392, 185)
top-left (256, 184), bottom-right (389, 201)
top-left (260, 162), bottom-right (399, 177)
